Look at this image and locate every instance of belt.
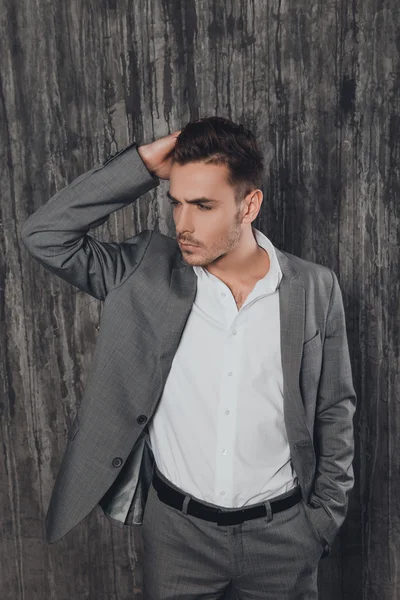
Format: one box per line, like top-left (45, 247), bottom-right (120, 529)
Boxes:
top-left (152, 468), bottom-right (302, 526)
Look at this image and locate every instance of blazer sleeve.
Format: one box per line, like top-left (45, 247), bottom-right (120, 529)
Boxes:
top-left (20, 142), bottom-right (160, 301)
top-left (307, 268), bottom-right (357, 549)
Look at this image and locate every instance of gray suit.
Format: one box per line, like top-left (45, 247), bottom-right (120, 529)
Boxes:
top-left (21, 141), bottom-right (357, 561)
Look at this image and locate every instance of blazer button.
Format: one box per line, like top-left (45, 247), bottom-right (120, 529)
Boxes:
top-left (137, 415), bottom-right (147, 424)
top-left (112, 457), bottom-right (123, 468)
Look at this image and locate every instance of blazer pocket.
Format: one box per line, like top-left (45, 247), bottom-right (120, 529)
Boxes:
top-left (67, 414), bottom-right (80, 441)
top-left (302, 329), bottom-right (322, 358)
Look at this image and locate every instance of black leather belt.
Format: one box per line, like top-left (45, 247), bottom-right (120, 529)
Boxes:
top-left (152, 468), bottom-right (302, 526)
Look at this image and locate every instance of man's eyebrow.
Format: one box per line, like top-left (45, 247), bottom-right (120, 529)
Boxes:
top-left (167, 190), bottom-right (220, 205)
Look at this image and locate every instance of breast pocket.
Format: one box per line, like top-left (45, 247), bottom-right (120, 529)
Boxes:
top-left (302, 329), bottom-right (322, 358)
top-left (300, 330), bottom-right (323, 407)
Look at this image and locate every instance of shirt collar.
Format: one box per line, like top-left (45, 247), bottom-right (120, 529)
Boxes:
top-left (192, 227), bottom-right (282, 292)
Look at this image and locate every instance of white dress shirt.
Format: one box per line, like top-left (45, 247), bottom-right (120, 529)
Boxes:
top-left (148, 226), bottom-right (298, 507)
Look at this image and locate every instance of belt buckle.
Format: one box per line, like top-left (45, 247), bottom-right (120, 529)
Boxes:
top-left (216, 508), bottom-right (247, 526)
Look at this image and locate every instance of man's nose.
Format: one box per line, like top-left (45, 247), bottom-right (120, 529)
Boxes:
top-left (175, 212), bottom-right (194, 234)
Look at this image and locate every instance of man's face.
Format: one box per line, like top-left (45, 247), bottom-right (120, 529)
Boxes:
top-left (168, 161), bottom-right (246, 268)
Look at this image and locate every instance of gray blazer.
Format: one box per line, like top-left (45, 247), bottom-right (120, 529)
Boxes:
top-left (21, 142), bottom-right (357, 558)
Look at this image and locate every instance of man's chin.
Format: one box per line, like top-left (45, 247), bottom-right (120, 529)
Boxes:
top-left (181, 254), bottom-right (208, 268)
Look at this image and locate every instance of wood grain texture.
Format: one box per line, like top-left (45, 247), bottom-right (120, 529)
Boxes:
top-left (1, 0), bottom-right (398, 598)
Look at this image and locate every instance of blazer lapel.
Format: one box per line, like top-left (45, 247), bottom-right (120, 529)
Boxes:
top-left (275, 248), bottom-right (305, 394)
top-left (274, 248), bottom-right (310, 442)
top-left (157, 257), bottom-right (198, 383)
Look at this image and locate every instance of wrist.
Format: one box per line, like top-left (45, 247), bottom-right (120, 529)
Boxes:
top-left (137, 145), bottom-right (154, 173)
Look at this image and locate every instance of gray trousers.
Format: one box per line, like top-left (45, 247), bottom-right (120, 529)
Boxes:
top-left (141, 464), bottom-right (325, 599)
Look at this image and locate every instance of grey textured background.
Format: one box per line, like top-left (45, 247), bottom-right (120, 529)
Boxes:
top-left (1, 0), bottom-right (398, 598)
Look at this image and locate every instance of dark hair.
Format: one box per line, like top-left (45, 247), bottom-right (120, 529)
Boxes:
top-left (166, 116), bottom-right (264, 205)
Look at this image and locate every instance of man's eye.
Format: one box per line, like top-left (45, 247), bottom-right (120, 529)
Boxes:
top-left (169, 201), bottom-right (211, 211)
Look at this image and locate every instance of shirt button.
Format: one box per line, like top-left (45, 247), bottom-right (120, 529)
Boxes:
top-left (221, 292), bottom-right (226, 297)
top-left (228, 372), bottom-right (233, 376)
top-left (220, 491), bottom-right (225, 496)
top-left (232, 330), bottom-right (236, 335)
top-left (222, 449), bottom-right (228, 455)
top-left (225, 410), bottom-right (230, 415)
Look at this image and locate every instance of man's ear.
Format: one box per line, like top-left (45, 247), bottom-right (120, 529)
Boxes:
top-left (247, 189), bottom-right (263, 220)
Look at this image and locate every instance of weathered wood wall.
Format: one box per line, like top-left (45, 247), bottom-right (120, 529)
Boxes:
top-left (1, 0), bottom-right (398, 598)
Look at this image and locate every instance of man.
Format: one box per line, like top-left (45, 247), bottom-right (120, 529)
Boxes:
top-left (21, 116), bottom-right (356, 599)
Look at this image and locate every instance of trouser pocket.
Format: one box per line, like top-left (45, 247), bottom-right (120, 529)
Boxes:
top-left (299, 499), bottom-right (326, 549)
